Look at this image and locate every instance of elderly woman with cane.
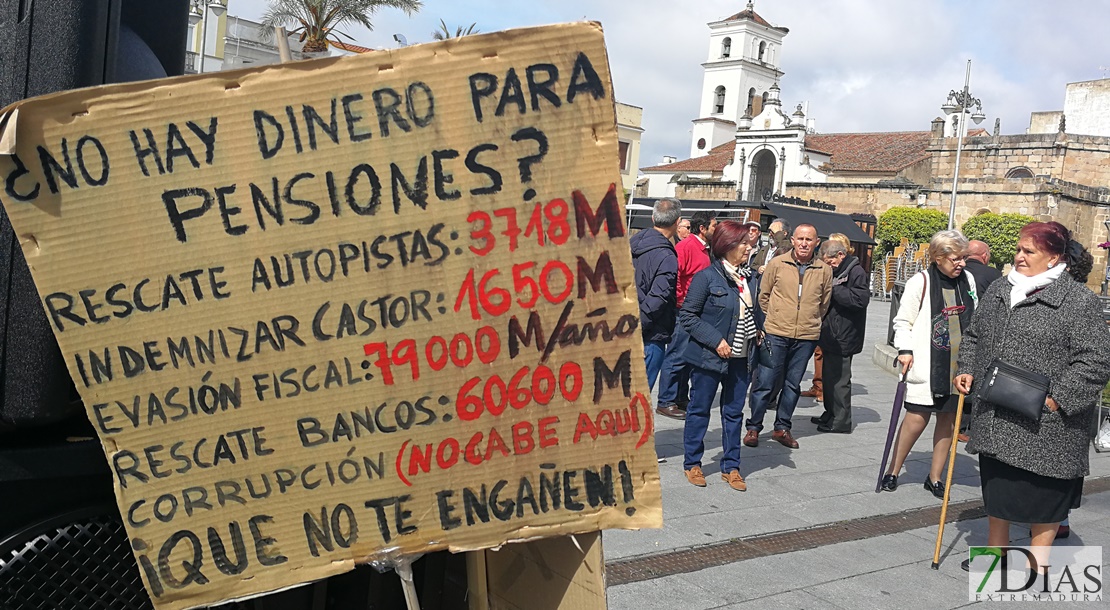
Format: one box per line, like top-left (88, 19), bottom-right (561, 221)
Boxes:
top-left (880, 230), bottom-right (977, 497)
top-left (954, 221), bottom-right (1110, 573)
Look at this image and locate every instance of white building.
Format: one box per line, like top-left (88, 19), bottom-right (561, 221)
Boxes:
top-left (1028, 78), bottom-right (1110, 137)
top-left (640, 3), bottom-right (936, 201)
top-left (689, 1), bottom-right (788, 160)
top-left (642, 3), bottom-right (825, 199)
top-left (616, 102), bottom-right (644, 195)
top-left (186, 4), bottom-right (373, 75)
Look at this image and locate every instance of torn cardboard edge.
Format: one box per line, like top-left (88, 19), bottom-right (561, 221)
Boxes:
top-left (0, 107), bottom-right (18, 154)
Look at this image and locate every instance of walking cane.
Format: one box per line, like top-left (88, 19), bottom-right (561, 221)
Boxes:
top-left (931, 392), bottom-right (967, 569)
top-left (875, 372), bottom-right (908, 493)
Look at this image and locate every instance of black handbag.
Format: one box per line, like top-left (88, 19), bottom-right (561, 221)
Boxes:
top-left (755, 339), bottom-right (774, 369)
top-left (979, 358), bottom-right (1050, 421)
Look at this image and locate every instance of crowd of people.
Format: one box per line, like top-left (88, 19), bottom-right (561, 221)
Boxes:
top-left (630, 197), bottom-right (870, 490)
top-left (631, 197), bottom-right (1110, 569)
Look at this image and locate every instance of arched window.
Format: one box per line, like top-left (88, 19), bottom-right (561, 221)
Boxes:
top-left (762, 91), bottom-right (769, 108)
top-left (1005, 166), bottom-right (1034, 179)
top-left (714, 86), bottom-right (726, 114)
top-left (746, 87), bottom-right (756, 113)
top-left (721, 37), bottom-right (732, 58)
top-left (758, 41), bottom-right (766, 62)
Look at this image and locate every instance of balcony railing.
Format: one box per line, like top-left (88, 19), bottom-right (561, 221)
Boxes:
top-left (185, 51), bottom-right (199, 74)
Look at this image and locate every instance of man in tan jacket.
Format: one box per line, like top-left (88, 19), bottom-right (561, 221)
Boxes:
top-left (743, 224), bottom-right (832, 449)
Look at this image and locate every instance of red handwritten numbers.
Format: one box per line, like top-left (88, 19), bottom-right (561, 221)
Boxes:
top-left (364, 327), bottom-right (501, 385)
top-left (455, 362), bottom-right (583, 421)
top-left (467, 200), bottom-right (572, 257)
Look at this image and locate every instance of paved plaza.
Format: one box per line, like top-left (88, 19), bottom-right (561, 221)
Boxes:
top-left (605, 301), bottom-right (1110, 608)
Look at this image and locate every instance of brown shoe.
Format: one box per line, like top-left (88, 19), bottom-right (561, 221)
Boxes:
top-left (800, 386), bottom-right (820, 398)
top-left (743, 429), bottom-right (759, 447)
top-left (721, 470), bottom-right (747, 491)
top-left (656, 404), bottom-right (686, 420)
top-left (772, 429), bottom-right (799, 449)
top-left (685, 466), bottom-right (706, 487)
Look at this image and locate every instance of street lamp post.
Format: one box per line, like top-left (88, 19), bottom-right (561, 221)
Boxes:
top-left (942, 60), bottom-right (986, 230)
top-left (196, 1), bottom-right (227, 73)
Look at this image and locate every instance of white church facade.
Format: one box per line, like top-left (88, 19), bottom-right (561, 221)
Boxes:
top-left (640, 3), bottom-right (942, 202)
top-left (642, 3), bottom-right (830, 200)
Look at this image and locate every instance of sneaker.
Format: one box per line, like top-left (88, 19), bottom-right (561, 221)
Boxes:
top-left (684, 466), bottom-right (706, 487)
top-left (721, 470), bottom-right (747, 491)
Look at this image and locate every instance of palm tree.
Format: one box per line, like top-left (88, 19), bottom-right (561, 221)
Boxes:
top-left (431, 19), bottom-right (479, 40)
top-left (262, 0), bottom-right (422, 53)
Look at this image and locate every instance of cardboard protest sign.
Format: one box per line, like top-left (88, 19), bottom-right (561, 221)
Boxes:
top-left (0, 22), bottom-right (661, 610)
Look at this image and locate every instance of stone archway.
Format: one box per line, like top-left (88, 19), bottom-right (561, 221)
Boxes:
top-left (747, 149), bottom-right (777, 201)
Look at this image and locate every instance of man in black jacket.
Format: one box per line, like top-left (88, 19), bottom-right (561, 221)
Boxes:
top-left (630, 197), bottom-right (682, 391)
top-left (965, 240), bottom-right (1002, 297)
top-left (812, 241), bottom-right (870, 433)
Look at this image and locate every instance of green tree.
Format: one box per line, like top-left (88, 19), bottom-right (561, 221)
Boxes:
top-left (431, 19), bottom-right (479, 40)
top-left (962, 212), bottom-right (1035, 268)
top-left (262, 0), bottom-right (422, 53)
top-left (874, 207), bottom-right (948, 253)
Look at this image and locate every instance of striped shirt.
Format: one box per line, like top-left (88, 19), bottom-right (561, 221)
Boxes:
top-left (722, 260), bottom-right (758, 358)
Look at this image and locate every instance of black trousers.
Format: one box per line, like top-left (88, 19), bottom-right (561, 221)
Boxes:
top-left (820, 354), bottom-right (854, 430)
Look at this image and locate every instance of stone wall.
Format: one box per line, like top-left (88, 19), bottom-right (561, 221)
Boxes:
top-left (785, 181), bottom-right (922, 217)
top-left (786, 179), bottom-right (1110, 292)
top-left (675, 179), bottom-right (737, 201)
top-left (928, 132), bottom-right (1110, 183)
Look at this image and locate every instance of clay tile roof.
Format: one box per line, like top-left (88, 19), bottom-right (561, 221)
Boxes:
top-left (331, 40), bottom-right (374, 54)
top-left (644, 127), bottom-right (992, 175)
top-left (804, 131), bottom-right (932, 173)
top-left (641, 140), bottom-right (736, 173)
top-left (721, 5), bottom-right (789, 33)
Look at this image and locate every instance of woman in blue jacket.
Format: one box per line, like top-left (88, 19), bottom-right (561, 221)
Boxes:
top-left (678, 220), bottom-right (764, 491)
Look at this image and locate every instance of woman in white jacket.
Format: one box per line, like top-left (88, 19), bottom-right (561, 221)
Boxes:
top-left (881, 230), bottom-right (977, 497)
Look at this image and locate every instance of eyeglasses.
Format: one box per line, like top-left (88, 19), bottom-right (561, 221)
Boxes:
top-left (944, 256), bottom-right (969, 265)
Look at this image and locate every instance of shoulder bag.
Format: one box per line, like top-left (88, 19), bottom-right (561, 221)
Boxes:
top-left (979, 358), bottom-right (1050, 421)
top-left (977, 301), bottom-right (1050, 421)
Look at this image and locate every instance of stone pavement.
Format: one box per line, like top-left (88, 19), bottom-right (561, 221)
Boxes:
top-left (604, 301), bottom-right (1110, 608)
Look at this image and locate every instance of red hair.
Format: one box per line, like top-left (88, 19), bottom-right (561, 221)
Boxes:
top-left (710, 220), bottom-right (750, 260)
top-left (1019, 221), bottom-right (1069, 256)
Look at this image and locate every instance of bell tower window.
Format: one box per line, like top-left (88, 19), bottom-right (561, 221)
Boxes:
top-left (721, 37), bottom-right (731, 58)
top-left (714, 86), bottom-right (726, 114)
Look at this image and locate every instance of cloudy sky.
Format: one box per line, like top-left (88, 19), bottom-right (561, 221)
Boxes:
top-left (227, 0), bottom-right (1110, 169)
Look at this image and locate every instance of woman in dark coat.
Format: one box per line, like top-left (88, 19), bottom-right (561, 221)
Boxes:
top-left (813, 239), bottom-right (870, 433)
top-left (955, 221), bottom-right (1110, 572)
top-left (678, 221), bottom-right (764, 491)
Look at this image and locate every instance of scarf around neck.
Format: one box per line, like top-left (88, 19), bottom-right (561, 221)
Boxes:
top-left (927, 264), bottom-right (975, 398)
top-left (1006, 264), bottom-right (1066, 308)
top-left (721, 260), bottom-right (757, 355)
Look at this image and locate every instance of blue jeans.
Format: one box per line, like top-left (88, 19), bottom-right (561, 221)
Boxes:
top-left (657, 324), bottom-right (690, 406)
top-left (644, 340), bottom-right (667, 392)
top-left (684, 358), bottom-right (750, 473)
top-left (747, 335), bottom-right (817, 432)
